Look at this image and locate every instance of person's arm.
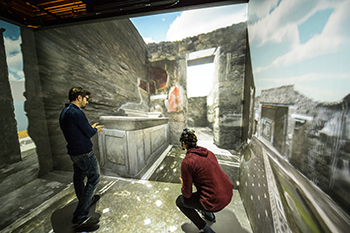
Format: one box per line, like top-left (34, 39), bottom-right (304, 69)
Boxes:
top-left (75, 111), bottom-right (98, 138)
top-left (181, 162), bottom-right (193, 198)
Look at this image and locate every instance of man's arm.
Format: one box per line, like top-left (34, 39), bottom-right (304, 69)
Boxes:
top-left (181, 162), bottom-right (193, 198)
top-left (75, 111), bottom-right (98, 138)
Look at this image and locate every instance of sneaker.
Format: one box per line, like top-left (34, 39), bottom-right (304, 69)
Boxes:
top-left (200, 210), bottom-right (216, 222)
top-left (91, 194), bottom-right (100, 206)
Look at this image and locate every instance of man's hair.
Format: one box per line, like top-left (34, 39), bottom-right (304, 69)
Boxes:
top-left (179, 128), bottom-right (198, 149)
top-left (68, 87), bottom-right (90, 102)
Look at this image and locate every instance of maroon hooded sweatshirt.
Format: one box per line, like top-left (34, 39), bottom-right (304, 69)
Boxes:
top-left (181, 146), bottom-right (234, 211)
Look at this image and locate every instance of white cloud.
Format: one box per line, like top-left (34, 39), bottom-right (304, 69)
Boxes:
top-left (4, 36), bottom-right (24, 80)
top-left (8, 73), bottom-right (17, 81)
top-left (166, 4), bottom-right (247, 42)
top-left (4, 36), bottom-right (22, 55)
top-left (248, 0), bottom-right (280, 19)
top-left (256, 72), bottom-right (350, 102)
top-left (17, 70), bottom-right (25, 80)
top-left (143, 36), bottom-right (156, 44)
top-left (252, 0), bottom-right (349, 73)
top-left (297, 85), bottom-right (339, 101)
top-left (6, 52), bottom-right (23, 74)
top-left (259, 72), bottom-right (350, 84)
top-left (248, 0), bottom-right (337, 46)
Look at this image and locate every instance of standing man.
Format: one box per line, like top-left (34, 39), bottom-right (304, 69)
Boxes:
top-left (176, 128), bottom-right (234, 233)
top-left (59, 87), bottom-right (104, 226)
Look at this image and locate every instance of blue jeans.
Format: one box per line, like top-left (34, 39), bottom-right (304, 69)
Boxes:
top-left (70, 151), bottom-right (100, 220)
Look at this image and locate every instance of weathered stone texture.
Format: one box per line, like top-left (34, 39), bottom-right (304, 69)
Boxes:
top-left (242, 38), bottom-right (255, 141)
top-left (34, 19), bottom-right (149, 171)
top-left (0, 28), bottom-right (21, 164)
top-left (168, 111), bottom-right (186, 145)
top-left (289, 94), bottom-right (350, 213)
top-left (148, 23), bottom-right (247, 150)
top-left (149, 58), bottom-right (188, 144)
top-left (187, 97), bottom-right (209, 127)
top-left (148, 23), bottom-right (246, 57)
top-left (214, 44), bottom-right (246, 149)
top-left (260, 85), bottom-right (318, 116)
top-left (21, 26), bottom-right (53, 176)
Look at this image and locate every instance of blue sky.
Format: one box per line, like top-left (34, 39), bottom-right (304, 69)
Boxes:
top-left (130, 4), bottom-right (248, 43)
top-left (248, 0), bottom-right (350, 102)
top-left (130, 12), bottom-right (181, 43)
top-left (0, 20), bottom-right (26, 131)
top-left (0, 20), bottom-right (24, 82)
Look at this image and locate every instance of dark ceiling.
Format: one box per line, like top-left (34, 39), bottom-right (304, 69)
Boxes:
top-left (0, 0), bottom-right (249, 29)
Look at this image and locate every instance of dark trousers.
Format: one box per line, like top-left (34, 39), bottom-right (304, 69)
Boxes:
top-left (70, 151), bottom-right (100, 220)
top-left (176, 193), bottom-right (214, 230)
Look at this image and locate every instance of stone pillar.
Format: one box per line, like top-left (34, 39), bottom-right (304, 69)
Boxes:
top-left (212, 48), bottom-right (221, 145)
top-left (168, 58), bottom-right (187, 145)
top-left (21, 27), bottom-right (53, 176)
top-left (214, 44), bottom-right (246, 150)
top-left (0, 28), bottom-right (21, 164)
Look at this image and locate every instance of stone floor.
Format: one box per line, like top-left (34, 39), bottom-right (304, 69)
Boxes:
top-left (149, 127), bottom-right (241, 189)
top-left (1, 128), bottom-right (253, 233)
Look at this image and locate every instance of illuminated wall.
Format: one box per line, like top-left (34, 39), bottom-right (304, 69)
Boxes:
top-left (33, 19), bottom-right (149, 171)
top-left (244, 0), bottom-right (350, 232)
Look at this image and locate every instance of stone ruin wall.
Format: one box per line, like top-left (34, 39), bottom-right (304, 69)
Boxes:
top-left (33, 19), bottom-right (149, 171)
top-left (147, 22), bottom-right (247, 150)
top-left (0, 29), bottom-right (21, 165)
top-left (291, 97), bottom-right (350, 212)
top-left (258, 84), bottom-right (350, 213)
top-left (187, 96), bottom-right (209, 127)
top-left (3, 19), bottom-right (248, 176)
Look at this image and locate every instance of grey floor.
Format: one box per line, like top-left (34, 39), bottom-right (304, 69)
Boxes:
top-left (1, 128), bottom-right (253, 233)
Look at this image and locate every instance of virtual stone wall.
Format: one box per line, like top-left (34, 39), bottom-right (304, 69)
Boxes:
top-left (34, 19), bottom-right (149, 171)
top-left (290, 95), bottom-right (350, 213)
top-left (187, 97), bottom-right (209, 127)
top-left (21, 26), bottom-right (53, 176)
top-left (147, 22), bottom-right (248, 150)
top-left (148, 58), bottom-right (187, 145)
top-left (0, 28), bottom-right (21, 165)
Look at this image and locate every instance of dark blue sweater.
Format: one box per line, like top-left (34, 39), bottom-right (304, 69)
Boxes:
top-left (59, 103), bottom-right (97, 155)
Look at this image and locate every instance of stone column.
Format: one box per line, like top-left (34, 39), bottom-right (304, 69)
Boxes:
top-left (214, 44), bottom-right (246, 150)
top-left (0, 28), bottom-right (21, 164)
top-left (168, 58), bottom-right (187, 145)
top-left (21, 27), bottom-right (53, 176)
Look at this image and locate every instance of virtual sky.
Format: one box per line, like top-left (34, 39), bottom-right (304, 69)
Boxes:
top-left (3, 1), bottom-right (347, 102)
top-left (130, 4), bottom-right (248, 97)
top-left (248, 0), bottom-right (350, 102)
top-left (130, 4), bottom-right (248, 43)
top-left (0, 20), bottom-right (23, 82)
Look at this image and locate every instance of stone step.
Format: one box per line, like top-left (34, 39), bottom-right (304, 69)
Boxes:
top-left (0, 171), bottom-right (74, 232)
top-left (0, 148), bottom-right (39, 198)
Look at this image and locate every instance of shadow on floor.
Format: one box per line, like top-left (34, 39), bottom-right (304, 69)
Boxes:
top-left (51, 200), bottom-right (101, 233)
top-left (181, 209), bottom-right (250, 233)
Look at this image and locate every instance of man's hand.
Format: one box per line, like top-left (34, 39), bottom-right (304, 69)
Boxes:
top-left (92, 122), bottom-right (104, 132)
top-left (179, 177), bottom-right (183, 185)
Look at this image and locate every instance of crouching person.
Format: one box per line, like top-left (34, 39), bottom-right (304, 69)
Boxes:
top-left (176, 128), bottom-right (234, 233)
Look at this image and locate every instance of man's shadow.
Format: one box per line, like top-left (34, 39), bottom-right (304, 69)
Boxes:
top-left (181, 210), bottom-right (250, 233)
top-left (51, 201), bottom-right (100, 233)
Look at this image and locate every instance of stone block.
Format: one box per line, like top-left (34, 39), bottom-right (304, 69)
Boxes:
top-left (99, 117), bottom-right (169, 177)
